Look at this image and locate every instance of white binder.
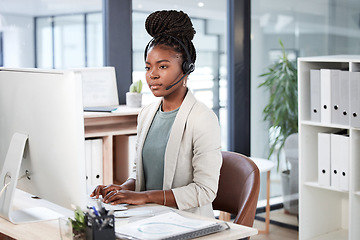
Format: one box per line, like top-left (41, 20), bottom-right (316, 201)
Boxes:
top-left (85, 139), bottom-right (92, 193)
top-left (350, 71), bottom-right (360, 128)
top-left (310, 69), bottom-right (321, 122)
top-left (91, 138), bottom-right (104, 186)
top-left (85, 138), bottom-right (104, 188)
top-left (330, 132), bottom-right (349, 190)
top-left (320, 69), bottom-right (340, 124)
top-left (339, 135), bottom-right (350, 191)
top-left (318, 133), bottom-right (331, 187)
top-left (331, 71), bottom-right (349, 125)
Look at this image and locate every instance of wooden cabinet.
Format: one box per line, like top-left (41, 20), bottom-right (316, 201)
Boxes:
top-left (84, 105), bottom-right (140, 185)
top-left (298, 55), bottom-right (360, 239)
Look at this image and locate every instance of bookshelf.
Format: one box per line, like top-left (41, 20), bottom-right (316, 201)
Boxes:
top-left (298, 55), bottom-right (360, 240)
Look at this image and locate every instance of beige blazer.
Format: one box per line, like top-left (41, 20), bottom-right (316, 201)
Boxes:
top-left (129, 90), bottom-right (222, 217)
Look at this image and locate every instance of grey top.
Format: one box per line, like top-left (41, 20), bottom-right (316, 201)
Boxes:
top-left (142, 105), bottom-right (179, 190)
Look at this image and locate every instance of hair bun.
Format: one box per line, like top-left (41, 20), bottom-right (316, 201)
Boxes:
top-left (145, 10), bottom-right (196, 40)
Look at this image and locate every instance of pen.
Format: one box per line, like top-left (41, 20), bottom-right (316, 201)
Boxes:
top-left (92, 206), bottom-right (103, 224)
top-left (99, 210), bottom-right (114, 231)
top-left (92, 206), bottom-right (100, 217)
top-left (96, 199), bottom-right (106, 215)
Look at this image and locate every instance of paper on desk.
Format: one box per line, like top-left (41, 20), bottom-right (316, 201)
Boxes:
top-left (115, 211), bottom-right (227, 240)
top-left (114, 208), bottom-right (154, 218)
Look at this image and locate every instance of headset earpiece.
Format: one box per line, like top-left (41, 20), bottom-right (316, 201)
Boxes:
top-left (182, 61), bottom-right (195, 74)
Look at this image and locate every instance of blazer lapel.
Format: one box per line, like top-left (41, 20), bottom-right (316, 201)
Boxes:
top-left (163, 90), bottom-right (197, 190)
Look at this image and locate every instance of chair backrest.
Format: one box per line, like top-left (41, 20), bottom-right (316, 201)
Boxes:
top-left (213, 151), bottom-right (260, 227)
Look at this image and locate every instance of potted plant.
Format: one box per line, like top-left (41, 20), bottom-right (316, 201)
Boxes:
top-left (258, 39), bottom-right (298, 214)
top-left (126, 79), bottom-right (143, 108)
top-left (68, 207), bottom-right (86, 239)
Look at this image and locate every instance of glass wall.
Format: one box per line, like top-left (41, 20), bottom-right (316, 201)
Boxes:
top-left (87, 13), bottom-right (103, 67)
top-left (35, 12), bottom-right (102, 69)
top-left (251, 0), bottom-right (360, 202)
top-left (54, 15), bottom-right (85, 68)
top-left (36, 17), bottom-right (53, 68)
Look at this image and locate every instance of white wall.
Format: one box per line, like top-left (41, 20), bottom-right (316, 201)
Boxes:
top-left (0, 13), bottom-right (34, 67)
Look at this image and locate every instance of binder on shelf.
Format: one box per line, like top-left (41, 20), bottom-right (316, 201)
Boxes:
top-left (339, 142), bottom-right (350, 191)
top-left (330, 131), bottom-right (349, 190)
top-left (85, 138), bottom-right (104, 188)
top-left (91, 138), bottom-right (104, 186)
top-left (336, 132), bottom-right (350, 191)
top-left (310, 69), bottom-right (321, 122)
top-left (331, 71), bottom-right (350, 125)
top-left (85, 140), bottom-right (92, 193)
top-left (318, 133), bottom-right (331, 187)
top-left (350, 71), bottom-right (360, 128)
top-left (320, 69), bottom-right (340, 124)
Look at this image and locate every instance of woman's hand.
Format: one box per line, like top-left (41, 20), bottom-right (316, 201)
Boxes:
top-left (103, 190), bottom-right (149, 205)
top-left (90, 184), bottom-right (122, 199)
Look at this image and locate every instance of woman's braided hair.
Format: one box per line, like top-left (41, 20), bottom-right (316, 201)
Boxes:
top-left (145, 10), bottom-right (197, 64)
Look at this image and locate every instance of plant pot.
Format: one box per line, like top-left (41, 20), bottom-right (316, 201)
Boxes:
top-left (126, 92), bottom-right (142, 108)
top-left (73, 228), bottom-right (86, 240)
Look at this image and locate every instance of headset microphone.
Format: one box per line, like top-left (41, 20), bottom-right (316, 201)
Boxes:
top-left (166, 70), bottom-right (191, 90)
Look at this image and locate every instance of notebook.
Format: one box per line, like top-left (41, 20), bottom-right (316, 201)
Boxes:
top-left (115, 211), bottom-right (229, 240)
top-left (83, 106), bottom-right (118, 112)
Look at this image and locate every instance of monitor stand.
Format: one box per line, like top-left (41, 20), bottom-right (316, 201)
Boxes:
top-left (0, 133), bottom-right (64, 224)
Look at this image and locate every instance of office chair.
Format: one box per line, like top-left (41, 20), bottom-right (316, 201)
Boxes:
top-left (213, 151), bottom-right (260, 228)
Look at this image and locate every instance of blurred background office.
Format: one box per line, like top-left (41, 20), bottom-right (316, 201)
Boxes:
top-left (1, 0), bottom-right (359, 216)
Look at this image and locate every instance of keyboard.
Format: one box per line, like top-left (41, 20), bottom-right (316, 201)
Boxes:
top-left (87, 197), bottom-right (128, 211)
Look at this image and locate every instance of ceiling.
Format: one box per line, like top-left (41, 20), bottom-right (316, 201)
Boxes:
top-left (0, 0), bottom-right (226, 20)
top-left (2, 0), bottom-right (359, 23)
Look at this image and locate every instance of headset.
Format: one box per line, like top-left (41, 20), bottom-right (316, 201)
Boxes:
top-left (144, 35), bottom-right (195, 75)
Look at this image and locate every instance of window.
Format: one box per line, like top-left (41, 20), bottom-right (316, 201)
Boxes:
top-left (251, 0), bottom-right (360, 203)
top-left (35, 12), bottom-right (102, 69)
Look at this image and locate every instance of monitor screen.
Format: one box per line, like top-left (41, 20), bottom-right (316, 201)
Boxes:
top-left (0, 68), bottom-right (88, 223)
top-left (71, 66), bottom-right (119, 108)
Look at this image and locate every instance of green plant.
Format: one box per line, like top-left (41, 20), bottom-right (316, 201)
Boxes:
top-left (258, 39), bottom-right (298, 171)
top-left (129, 80), bottom-right (143, 93)
top-left (68, 206), bottom-right (86, 233)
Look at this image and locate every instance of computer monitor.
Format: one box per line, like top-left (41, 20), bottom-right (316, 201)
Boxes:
top-left (71, 66), bottom-right (119, 108)
top-left (0, 68), bottom-right (88, 223)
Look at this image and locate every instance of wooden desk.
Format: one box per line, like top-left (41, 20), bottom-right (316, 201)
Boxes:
top-left (0, 190), bottom-right (258, 240)
top-left (0, 190), bottom-right (74, 240)
top-left (84, 105), bottom-right (141, 185)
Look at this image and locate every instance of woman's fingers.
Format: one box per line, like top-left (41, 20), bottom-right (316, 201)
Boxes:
top-left (103, 184), bottom-right (121, 195)
top-left (90, 185), bottom-right (105, 198)
top-left (103, 190), bottom-right (118, 201)
top-left (90, 184), bottom-right (121, 198)
top-left (103, 190), bottom-right (147, 205)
